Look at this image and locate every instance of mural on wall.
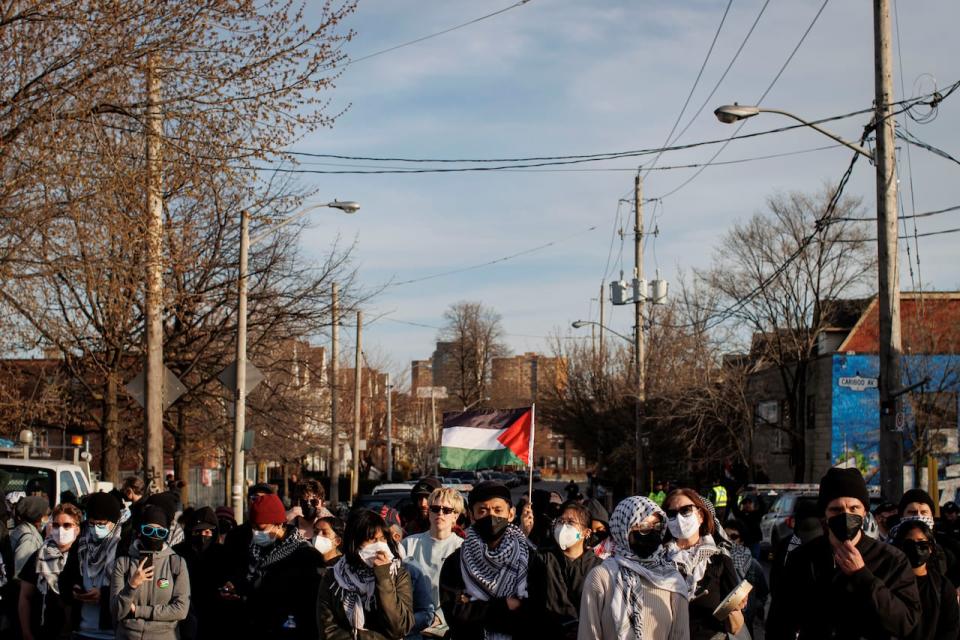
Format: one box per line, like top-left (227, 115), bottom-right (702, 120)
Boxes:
top-left (832, 354), bottom-right (960, 486)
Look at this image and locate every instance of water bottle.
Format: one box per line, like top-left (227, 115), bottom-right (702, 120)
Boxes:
top-left (282, 615), bottom-right (297, 631)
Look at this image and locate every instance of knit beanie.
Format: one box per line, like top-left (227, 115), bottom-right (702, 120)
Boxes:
top-left (818, 467), bottom-right (870, 513)
top-left (146, 491), bottom-right (179, 523)
top-left (898, 489), bottom-right (935, 516)
top-left (141, 504), bottom-right (171, 529)
top-left (16, 496), bottom-right (50, 522)
top-left (86, 492), bottom-right (122, 523)
top-left (249, 494), bottom-right (287, 525)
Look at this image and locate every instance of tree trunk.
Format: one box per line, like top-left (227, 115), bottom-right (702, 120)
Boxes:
top-left (101, 373), bottom-right (120, 484)
top-left (173, 405), bottom-right (191, 504)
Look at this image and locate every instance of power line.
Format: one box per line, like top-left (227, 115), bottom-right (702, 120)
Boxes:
top-left (834, 203), bottom-right (960, 222)
top-left (346, 0), bottom-right (533, 66)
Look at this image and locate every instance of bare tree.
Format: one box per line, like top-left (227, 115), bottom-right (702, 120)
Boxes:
top-left (438, 302), bottom-right (509, 408)
top-left (697, 186), bottom-right (875, 481)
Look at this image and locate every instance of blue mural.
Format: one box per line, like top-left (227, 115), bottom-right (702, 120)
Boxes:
top-left (831, 354), bottom-right (960, 485)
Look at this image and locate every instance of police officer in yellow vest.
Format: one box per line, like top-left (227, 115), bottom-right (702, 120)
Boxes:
top-left (711, 481), bottom-right (729, 522)
top-left (648, 480), bottom-right (666, 506)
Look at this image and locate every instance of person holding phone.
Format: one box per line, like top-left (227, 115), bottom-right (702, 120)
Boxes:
top-left (110, 504), bottom-right (190, 640)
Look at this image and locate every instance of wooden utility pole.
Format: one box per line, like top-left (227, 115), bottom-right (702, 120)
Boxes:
top-left (351, 311), bottom-right (362, 499)
top-left (143, 55), bottom-right (164, 493)
top-left (386, 373), bottom-right (393, 482)
top-left (231, 211), bottom-right (249, 522)
top-left (329, 283), bottom-right (340, 505)
top-left (598, 283), bottom-right (605, 361)
top-left (875, 0), bottom-right (903, 500)
top-left (633, 174), bottom-right (646, 495)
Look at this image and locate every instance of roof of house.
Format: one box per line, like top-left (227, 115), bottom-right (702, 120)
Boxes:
top-left (838, 292), bottom-right (960, 354)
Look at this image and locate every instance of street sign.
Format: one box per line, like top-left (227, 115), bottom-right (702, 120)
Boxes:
top-left (242, 429), bottom-right (255, 452)
top-left (895, 411), bottom-right (906, 432)
top-left (218, 362), bottom-right (265, 393)
top-left (416, 386), bottom-right (448, 399)
top-left (839, 376), bottom-right (878, 392)
top-left (124, 368), bottom-right (187, 410)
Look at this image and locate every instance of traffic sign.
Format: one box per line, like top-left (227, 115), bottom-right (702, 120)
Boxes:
top-left (124, 368), bottom-right (187, 411)
top-left (218, 362), bottom-right (265, 393)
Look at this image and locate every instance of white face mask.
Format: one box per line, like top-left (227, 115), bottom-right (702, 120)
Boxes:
top-left (313, 535), bottom-right (334, 555)
top-left (667, 512), bottom-right (701, 540)
top-left (251, 530), bottom-right (275, 547)
top-left (358, 541), bottom-right (393, 567)
top-left (553, 523), bottom-right (583, 551)
top-left (52, 525), bottom-right (77, 546)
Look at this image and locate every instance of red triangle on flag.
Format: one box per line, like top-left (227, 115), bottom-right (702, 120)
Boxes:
top-left (496, 408), bottom-right (532, 465)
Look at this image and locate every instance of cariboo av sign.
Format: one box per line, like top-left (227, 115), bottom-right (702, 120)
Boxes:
top-left (838, 376), bottom-right (879, 392)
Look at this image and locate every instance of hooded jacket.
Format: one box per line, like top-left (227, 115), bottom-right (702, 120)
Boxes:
top-left (766, 533), bottom-right (921, 640)
top-left (110, 542), bottom-right (190, 640)
top-left (526, 546), bottom-right (600, 638)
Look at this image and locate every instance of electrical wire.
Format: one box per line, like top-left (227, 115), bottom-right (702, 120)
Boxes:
top-left (833, 203), bottom-right (960, 222)
top-left (345, 0), bottom-right (533, 66)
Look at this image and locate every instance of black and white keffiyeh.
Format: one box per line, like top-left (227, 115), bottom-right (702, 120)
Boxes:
top-left (331, 555), bottom-right (400, 631)
top-left (608, 496), bottom-right (688, 640)
top-left (664, 534), bottom-right (725, 597)
top-left (889, 514), bottom-right (936, 541)
top-left (36, 539), bottom-right (68, 624)
top-left (246, 524), bottom-right (307, 585)
top-left (460, 523), bottom-right (529, 640)
top-left (78, 512), bottom-right (128, 589)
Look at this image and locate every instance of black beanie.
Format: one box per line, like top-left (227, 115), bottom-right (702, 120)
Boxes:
top-left (141, 504), bottom-right (171, 529)
top-left (468, 481), bottom-right (513, 507)
top-left (818, 467), bottom-right (869, 513)
top-left (898, 489), bottom-right (935, 516)
top-left (86, 492), bottom-right (122, 523)
top-left (190, 506), bottom-right (218, 532)
top-left (146, 492), bottom-right (178, 522)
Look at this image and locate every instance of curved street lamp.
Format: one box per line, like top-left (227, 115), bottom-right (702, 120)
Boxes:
top-left (571, 319), bottom-right (633, 345)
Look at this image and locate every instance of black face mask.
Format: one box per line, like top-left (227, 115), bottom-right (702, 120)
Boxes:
top-left (826, 513), bottom-right (863, 542)
top-left (140, 535), bottom-right (165, 552)
top-left (299, 501), bottom-right (317, 520)
top-left (217, 518), bottom-right (234, 536)
top-left (628, 530), bottom-right (662, 559)
top-left (192, 534), bottom-right (213, 552)
top-left (901, 540), bottom-right (932, 568)
top-left (473, 516), bottom-right (510, 543)
top-left (588, 529), bottom-right (609, 547)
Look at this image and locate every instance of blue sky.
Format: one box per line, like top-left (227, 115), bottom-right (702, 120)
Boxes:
top-left (286, 0), bottom-right (960, 386)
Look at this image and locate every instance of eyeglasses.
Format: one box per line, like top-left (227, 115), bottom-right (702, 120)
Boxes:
top-left (554, 517), bottom-right (585, 528)
top-left (140, 524), bottom-right (169, 539)
top-left (429, 505), bottom-right (456, 515)
top-left (50, 522), bottom-right (76, 529)
top-left (632, 521), bottom-right (664, 534)
top-left (664, 504), bottom-right (698, 519)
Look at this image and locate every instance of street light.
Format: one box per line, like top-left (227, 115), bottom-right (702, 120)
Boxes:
top-left (231, 200), bottom-right (359, 523)
top-left (714, 97), bottom-right (902, 498)
top-left (571, 320), bottom-right (633, 345)
top-left (713, 104), bottom-right (874, 160)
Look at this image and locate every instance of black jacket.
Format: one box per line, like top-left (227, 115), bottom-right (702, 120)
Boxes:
top-left (242, 542), bottom-right (326, 639)
top-left (909, 568), bottom-right (959, 640)
top-left (525, 547), bottom-right (600, 639)
top-left (766, 534), bottom-right (922, 640)
top-left (316, 562), bottom-right (414, 640)
top-left (171, 540), bottom-right (233, 640)
top-left (439, 548), bottom-right (526, 640)
top-left (687, 553), bottom-right (740, 640)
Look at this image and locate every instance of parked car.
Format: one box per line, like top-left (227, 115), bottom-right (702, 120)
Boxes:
top-left (447, 470), bottom-right (481, 483)
top-left (352, 492), bottom-right (412, 514)
top-left (372, 483), bottom-right (415, 495)
top-left (759, 491), bottom-right (819, 551)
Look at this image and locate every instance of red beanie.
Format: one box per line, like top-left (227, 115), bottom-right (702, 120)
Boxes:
top-left (249, 494), bottom-right (286, 525)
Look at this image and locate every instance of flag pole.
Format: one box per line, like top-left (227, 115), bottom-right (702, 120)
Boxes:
top-left (527, 404), bottom-right (536, 505)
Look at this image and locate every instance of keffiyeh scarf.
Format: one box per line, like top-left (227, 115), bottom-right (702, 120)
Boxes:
top-left (460, 523), bottom-right (529, 640)
top-left (608, 496), bottom-right (688, 640)
top-left (78, 512), bottom-right (129, 589)
top-left (332, 555), bottom-right (400, 631)
top-left (246, 525), bottom-right (307, 586)
top-left (36, 539), bottom-right (68, 624)
top-left (889, 514), bottom-right (936, 540)
top-left (664, 534), bottom-right (725, 598)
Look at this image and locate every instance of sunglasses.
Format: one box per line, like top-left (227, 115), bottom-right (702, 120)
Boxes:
top-left (429, 505), bottom-right (456, 515)
top-left (633, 520), bottom-right (664, 534)
top-left (664, 504), bottom-right (698, 519)
top-left (140, 524), bottom-right (169, 539)
top-left (726, 531), bottom-right (741, 541)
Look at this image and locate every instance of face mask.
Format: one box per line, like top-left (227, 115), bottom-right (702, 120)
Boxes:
top-left (252, 530), bottom-right (275, 547)
top-left (901, 540), bottom-right (932, 568)
top-left (52, 526), bottom-right (77, 546)
top-left (92, 523), bottom-right (113, 540)
top-left (140, 535), bottom-right (164, 552)
top-left (588, 529), bottom-right (609, 547)
top-left (553, 524), bottom-right (583, 551)
top-left (628, 530), bottom-right (662, 559)
top-left (300, 501), bottom-right (317, 520)
top-left (313, 535), bottom-right (334, 555)
top-left (192, 534), bottom-right (213, 551)
top-left (473, 515), bottom-right (510, 543)
top-left (667, 512), bottom-right (700, 540)
top-left (218, 518), bottom-right (234, 536)
top-left (826, 513), bottom-right (863, 542)
top-left (358, 541), bottom-right (393, 567)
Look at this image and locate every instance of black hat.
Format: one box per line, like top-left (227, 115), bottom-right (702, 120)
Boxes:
top-left (468, 481), bottom-right (512, 507)
top-left (249, 483), bottom-right (275, 497)
top-left (898, 489), bottom-right (935, 517)
top-left (943, 501), bottom-right (959, 514)
top-left (141, 504), bottom-right (171, 529)
top-left (584, 498), bottom-right (609, 525)
top-left (873, 501), bottom-right (898, 515)
top-left (818, 467), bottom-right (870, 513)
top-left (410, 477), bottom-right (442, 499)
top-left (146, 492), bottom-right (178, 522)
top-left (190, 506), bottom-right (218, 532)
top-left (86, 492), bottom-right (122, 523)
top-left (15, 496), bottom-right (50, 522)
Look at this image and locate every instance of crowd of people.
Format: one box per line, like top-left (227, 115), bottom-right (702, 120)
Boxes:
top-left (0, 469), bottom-right (959, 639)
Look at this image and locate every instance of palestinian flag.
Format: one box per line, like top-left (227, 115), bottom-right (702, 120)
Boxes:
top-left (440, 407), bottom-right (533, 470)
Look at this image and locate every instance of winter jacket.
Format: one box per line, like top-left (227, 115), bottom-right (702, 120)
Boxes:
top-left (11, 521), bottom-right (43, 578)
top-left (439, 548), bottom-right (526, 640)
top-left (908, 568), bottom-right (959, 640)
top-left (110, 543), bottom-right (190, 640)
top-left (60, 539), bottom-right (112, 632)
top-left (766, 533), bottom-right (921, 640)
top-left (686, 553), bottom-right (740, 640)
top-left (317, 562), bottom-right (415, 640)
top-left (171, 539), bottom-right (232, 640)
top-left (526, 547), bottom-right (600, 639)
top-left (243, 541), bottom-right (326, 639)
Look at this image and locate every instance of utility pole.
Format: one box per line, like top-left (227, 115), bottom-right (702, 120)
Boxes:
top-left (875, 0), bottom-right (903, 499)
top-left (598, 283), bottom-right (605, 363)
top-left (385, 373), bottom-right (393, 482)
top-left (143, 55), bottom-right (164, 493)
top-left (351, 311), bottom-right (362, 499)
top-left (633, 174), bottom-right (646, 495)
top-left (329, 283), bottom-right (340, 505)
top-left (231, 210), bottom-right (250, 522)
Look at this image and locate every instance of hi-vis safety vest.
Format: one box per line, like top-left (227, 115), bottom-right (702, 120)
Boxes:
top-left (712, 485), bottom-right (728, 507)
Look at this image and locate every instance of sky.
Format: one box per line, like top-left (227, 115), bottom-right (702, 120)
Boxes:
top-left (283, 0), bottom-right (960, 387)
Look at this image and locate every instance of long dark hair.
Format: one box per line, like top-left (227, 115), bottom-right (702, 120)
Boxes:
top-left (343, 510), bottom-right (399, 568)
